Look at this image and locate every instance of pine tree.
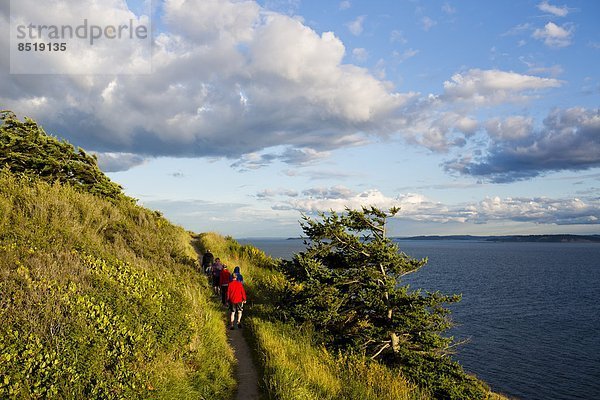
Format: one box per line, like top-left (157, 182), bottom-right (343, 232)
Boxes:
top-left (280, 206), bottom-right (488, 399)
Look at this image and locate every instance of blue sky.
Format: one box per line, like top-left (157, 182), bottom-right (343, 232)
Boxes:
top-left (2, 0), bottom-right (599, 237)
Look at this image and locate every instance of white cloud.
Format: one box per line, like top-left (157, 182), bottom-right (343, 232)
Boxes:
top-left (537, 1), bottom-right (569, 17)
top-left (442, 69), bottom-right (562, 105)
top-left (472, 196), bottom-right (599, 225)
top-left (2, 1), bottom-right (410, 163)
top-left (163, 0), bottom-right (259, 43)
top-left (346, 15), bottom-right (365, 36)
top-left (263, 186), bottom-right (600, 226)
top-left (0, 0), bottom-right (585, 179)
top-left (283, 187), bottom-right (432, 215)
top-left (9, 0), bottom-right (151, 74)
top-left (533, 22), bottom-right (573, 48)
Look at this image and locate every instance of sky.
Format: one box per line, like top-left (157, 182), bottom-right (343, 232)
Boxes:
top-left (1, 0), bottom-right (599, 237)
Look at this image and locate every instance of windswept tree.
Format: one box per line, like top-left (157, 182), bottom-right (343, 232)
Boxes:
top-left (280, 206), bottom-right (488, 399)
top-left (0, 110), bottom-right (124, 200)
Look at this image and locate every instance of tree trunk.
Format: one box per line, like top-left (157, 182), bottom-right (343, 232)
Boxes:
top-left (391, 332), bottom-right (400, 353)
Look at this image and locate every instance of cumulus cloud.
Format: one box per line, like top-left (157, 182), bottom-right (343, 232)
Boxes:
top-left (8, 0), bottom-right (151, 74)
top-left (0, 0), bottom-right (575, 178)
top-left (445, 108), bottom-right (600, 182)
top-left (533, 22), bottom-right (574, 48)
top-left (537, 1), bottom-right (569, 17)
top-left (2, 1), bottom-right (410, 165)
top-left (442, 69), bottom-right (562, 105)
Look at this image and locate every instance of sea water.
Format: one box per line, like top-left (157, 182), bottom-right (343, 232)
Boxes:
top-left (238, 238), bottom-right (600, 400)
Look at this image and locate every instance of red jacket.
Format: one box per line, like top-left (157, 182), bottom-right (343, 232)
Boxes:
top-left (227, 280), bottom-right (246, 304)
top-left (220, 268), bottom-right (231, 286)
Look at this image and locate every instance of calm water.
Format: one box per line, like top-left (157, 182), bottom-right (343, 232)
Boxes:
top-left (238, 238), bottom-right (600, 400)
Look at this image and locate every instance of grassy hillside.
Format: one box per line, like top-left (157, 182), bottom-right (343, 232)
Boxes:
top-left (0, 171), bottom-right (235, 399)
top-left (0, 112), bottom-right (237, 399)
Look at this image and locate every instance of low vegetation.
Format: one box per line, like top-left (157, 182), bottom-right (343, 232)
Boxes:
top-left (0, 113), bottom-right (235, 399)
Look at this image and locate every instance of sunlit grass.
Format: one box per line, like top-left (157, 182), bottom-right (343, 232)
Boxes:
top-left (0, 171), bottom-right (235, 399)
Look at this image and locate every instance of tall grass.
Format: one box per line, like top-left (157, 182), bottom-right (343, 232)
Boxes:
top-left (250, 318), bottom-right (429, 400)
top-left (0, 171), bottom-right (235, 399)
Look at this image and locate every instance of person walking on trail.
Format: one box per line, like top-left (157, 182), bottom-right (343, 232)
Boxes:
top-left (219, 265), bottom-right (231, 306)
top-left (231, 266), bottom-right (244, 285)
top-left (227, 273), bottom-right (246, 330)
top-left (211, 258), bottom-right (223, 296)
top-left (202, 250), bottom-right (214, 275)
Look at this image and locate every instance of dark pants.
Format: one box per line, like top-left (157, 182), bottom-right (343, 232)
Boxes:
top-left (220, 285), bottom-right (228, 305)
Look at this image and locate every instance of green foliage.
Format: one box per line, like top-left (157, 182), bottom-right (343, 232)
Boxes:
top-left (0, 110), bottom-right (124, 200)
top-left (278, 207), bottom-right (489, 400)
top-left (0, 171), bottom-right (235, 399)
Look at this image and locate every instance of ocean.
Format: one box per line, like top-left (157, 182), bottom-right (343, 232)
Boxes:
top-left (238, 238), bottom-right (600, 400)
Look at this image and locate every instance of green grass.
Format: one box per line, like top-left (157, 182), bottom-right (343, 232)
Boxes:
top-left (0, 171), bottom-right (235, 399)
top-left (250, 318), bottom-right (429, 400)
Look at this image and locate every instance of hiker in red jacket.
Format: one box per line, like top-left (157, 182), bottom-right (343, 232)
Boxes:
top-left (219, 265), bottom-right (231, 306)
top-left (227, 273), bottom-right (247, 330)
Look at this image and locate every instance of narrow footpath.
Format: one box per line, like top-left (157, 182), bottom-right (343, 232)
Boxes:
top-left (228, 327), bottom-right (260, 400)
top-left (194, 244), bottom-right (260, 400)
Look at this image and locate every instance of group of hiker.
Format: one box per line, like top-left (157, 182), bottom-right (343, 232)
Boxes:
top-left (201, 250), bottom-right (246, 330)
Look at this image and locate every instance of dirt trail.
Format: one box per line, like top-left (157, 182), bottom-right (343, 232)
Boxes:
top-left (228, 327), bottom-right (261, 400)
top-left (193, 243), bottom-right (260, 400)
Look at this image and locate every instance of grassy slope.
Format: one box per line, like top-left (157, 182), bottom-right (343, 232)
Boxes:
top-left (0, 171), bottom-right (235, 399)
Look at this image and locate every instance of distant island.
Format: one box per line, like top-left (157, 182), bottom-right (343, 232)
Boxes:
top-left (394, 234), bottom-right (600, 243)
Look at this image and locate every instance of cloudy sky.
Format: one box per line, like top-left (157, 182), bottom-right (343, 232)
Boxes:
top-left (2, 0), bottom-right (599, 237)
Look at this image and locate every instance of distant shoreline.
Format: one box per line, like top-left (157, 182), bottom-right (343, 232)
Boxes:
top-left (244, 234), bottom-right (600, 243)
top-left (393, 234), bottom-right (600, 243)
